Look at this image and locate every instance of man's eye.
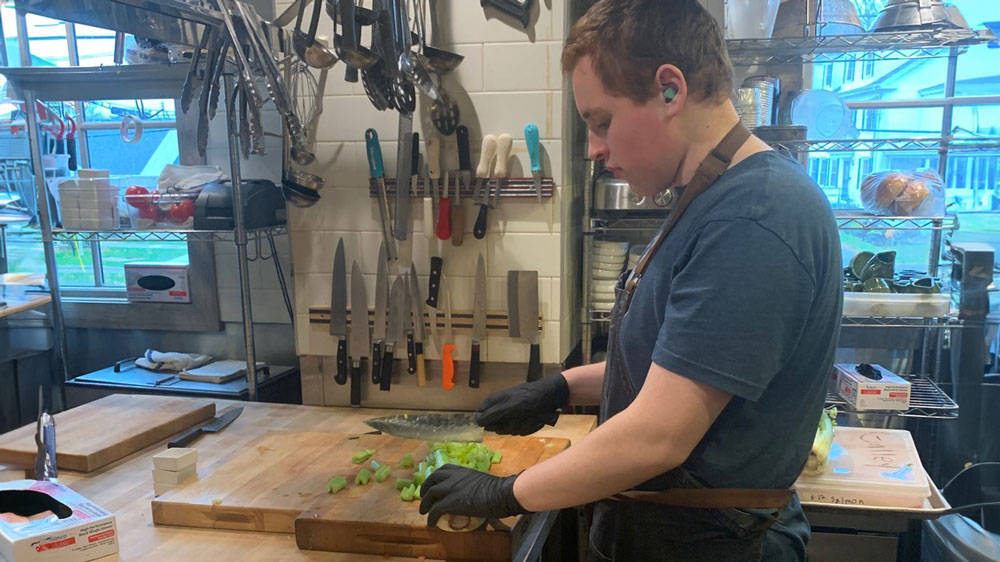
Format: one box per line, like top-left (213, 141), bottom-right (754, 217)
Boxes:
top-left (596, 121), bottom-right (610, 133)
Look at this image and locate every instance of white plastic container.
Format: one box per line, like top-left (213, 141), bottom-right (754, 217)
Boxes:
top-left (843, 292), bottom-right (951, 318)
top-left (795, 427), bottom-right (931, 508)
top-left (57, 175), bottom-right (119, 231)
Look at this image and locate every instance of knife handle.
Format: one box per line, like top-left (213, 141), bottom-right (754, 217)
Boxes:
top-left (168, 426), bottom-right (205, 449)
top-left (457, 125), bottom-right (471, 172)
top-left (527, 343), bottom-right (542, 382)
top-left (371, 341), bottom-right (383, 384)
top-left (335, 338), bottom-right (348, 385)
top-left (411, 132), bottom-right (421, 177)
top-left (380, 345), bottom-right (394, 391)
top-left (474, 204), bottom-right (488, 239)
top-left (415, 341), bottom-right (426, 387)
top-left (350, 360), bottom-right (362, 407)
top-left (442, 343), bottom-right (456, 390)
top-left (365, 128), bottom-right (384, 178)
top-left (407, 331), bottom-right (416, 374)
top-left (423, 197), bottom-right (434, 239)
top-left (426, 257), bottom-right (443, 308)
top-left (436, 197), bottom-right (451, 240)
top-left (452, 200), bottom-right (465, 246)
top-left (525, 123), bottom-right (541, 174)
top-left (469, 341), bottom-right (481, 388)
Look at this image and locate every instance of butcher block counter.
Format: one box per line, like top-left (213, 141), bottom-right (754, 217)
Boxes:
top-left (7, 398), bottom-right (597, 562)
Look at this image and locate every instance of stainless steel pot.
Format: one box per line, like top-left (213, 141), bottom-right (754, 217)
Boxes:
top-left (593, 174), bottom-right (675, 213)
top-left (872, 0), bottom-right (970, 32)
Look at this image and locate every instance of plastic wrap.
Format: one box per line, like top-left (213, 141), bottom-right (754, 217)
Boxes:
top-left (861, 169), bottom-right (945, 216)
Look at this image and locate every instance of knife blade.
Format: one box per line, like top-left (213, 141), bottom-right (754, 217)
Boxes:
top-left (428, 134), bottom-right (449, 240)
top-left (394, 113), bottom-right (414, 241)
top-left (517, 271), bottom-right (542, 382)
top-left (507, 271), bottom-right (521, 340)
top-left (525, 123), bottom-right (543, 202)
top-left (441, 275), bottom-right (456, 390)
top-left (452, 125), bottom-right (471, 246)
top-left (168, 407), bottom-right (244, 448)
top-left (331, 238), bottom-right (348, 385)
top-left (372, 242), bottom-right (389, 385)
top-left (409, 263), bottom-right (427, 387)
top-left (365, 412), bottom-right (483, 442)
top-left (470, 254), bottom-right (486, 388)
top-left (349, 261), bottom-right (369, 407)
top-left (426, 256), bottom-right (442, 346)
top-left (383, 276), bottom-right (406, 391)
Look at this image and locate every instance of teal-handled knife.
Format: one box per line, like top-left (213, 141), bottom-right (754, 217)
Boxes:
top-left (366, 128), bottom-right (397, 260)
top-left (525, 123), bottom-right (542, 202)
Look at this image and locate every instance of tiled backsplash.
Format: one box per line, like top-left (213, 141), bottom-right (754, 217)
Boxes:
top-left (281, 0), bottom-right (573, 396)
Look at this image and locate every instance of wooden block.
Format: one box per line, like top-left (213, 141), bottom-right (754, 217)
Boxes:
top-left (153, 465), bottom-right (196, 485)
top-left (154, 481), bottom-right (175, 497)
top-left (153, 448), bottom-right (197, 471)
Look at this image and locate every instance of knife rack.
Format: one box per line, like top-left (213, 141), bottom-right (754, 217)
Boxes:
top-left (307, 307), bottom-right (542, 334)
top-left (368, 177), bottom-right (555, 199)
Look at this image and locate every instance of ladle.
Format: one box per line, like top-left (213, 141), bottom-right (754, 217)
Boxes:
top-left (293, 0), bottom-right (338, 69)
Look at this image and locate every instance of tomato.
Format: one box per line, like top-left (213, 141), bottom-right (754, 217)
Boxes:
top-left (169, 199), bottom-right (195, 223)
top-left (137, 203), bottom-right (161, 221)
top-left (124, 185), bottom-right (149, 208)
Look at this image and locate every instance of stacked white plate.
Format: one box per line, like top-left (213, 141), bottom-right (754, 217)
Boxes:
top-left (591, 238), bottom-right (629, 311)
top-left (628, 245), bottom-right (644, 270)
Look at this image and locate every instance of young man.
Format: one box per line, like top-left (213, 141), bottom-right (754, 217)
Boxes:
top-left (419, 1), bottom-right (843, 559)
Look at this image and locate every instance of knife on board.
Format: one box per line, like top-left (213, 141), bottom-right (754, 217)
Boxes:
top-left (168, 407), bottom-right (244, 448)
top-left (349, 261), bottom-right (369, 406)
top-left (409, 263), bottom-right (427, 387)
top-left (470, 254), bottom-right (487, 388)
top-left (331, 238), bottom-right (348, 385)
top-left (371, 242), bottom-right (389, 385)
top-left (364, 412), bottom-right (483, 442)
top-left (382, 275), bottom-right (406, 391)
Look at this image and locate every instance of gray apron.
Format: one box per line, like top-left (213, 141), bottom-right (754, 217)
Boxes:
top-left (588, 123), bottom-right (790, 562)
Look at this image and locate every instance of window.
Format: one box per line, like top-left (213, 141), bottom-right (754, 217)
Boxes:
top-left (845, 61), bottom-right (856, 83)
top-left (823, 64), bottom-right (834, 88)
top-left (861, 55), bottom-right (875, 79)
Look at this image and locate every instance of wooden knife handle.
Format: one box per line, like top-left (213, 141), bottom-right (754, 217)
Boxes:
top-left (380, 345), bottom-right (393, 391)
top-left (350, 360), bottom-right (362, 406)
top-left (527, 343), bottom-right (542, 382)
top-left (442, 343), bottom-right (456, 390)
top-left (436, 197), bottom-right (451, 240)
top-left (415, 342), bottom-right (426, 387)
top-left (371, 341), bottom-right (383, 384)
top-left (469, 341), bottom-right (481, 388)
top-left (168, 426), bottom-right (204, 449)
top-left (451, 201), bottom-right (465, 246)
top-left (407, 332), bottom-right (416, 374)
top-left (423, 197), bottom-right (434, 239)
top-left (473, 204), bottom-right (488, 239)
top-left (335, 338), bottom-right (348, 385)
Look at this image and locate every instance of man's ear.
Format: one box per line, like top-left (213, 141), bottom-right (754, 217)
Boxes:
top-left (654, 64), bottom-right (686, 117)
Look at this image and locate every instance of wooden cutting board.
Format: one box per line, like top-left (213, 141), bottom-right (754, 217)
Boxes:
top-left (151, 430), bottom-right (569, 560)
top-left (0, 394), bottom-right (215, 473)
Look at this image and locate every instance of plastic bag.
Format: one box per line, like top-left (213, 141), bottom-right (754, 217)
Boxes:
top-left (860, 169), bottom-right (945, 217)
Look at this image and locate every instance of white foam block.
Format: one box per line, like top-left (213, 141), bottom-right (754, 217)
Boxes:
top-left (152, 447), bottom-right (197, 471)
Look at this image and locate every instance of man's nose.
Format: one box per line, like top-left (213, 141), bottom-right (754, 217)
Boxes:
top-left (588, 130), bottom-right (608, 161)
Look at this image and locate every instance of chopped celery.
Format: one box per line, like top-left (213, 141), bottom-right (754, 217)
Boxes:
top-left (491, 451), bottom-right (502, 464)
top-left (355, 468), bottom-right (371, 485)
top-left (375, 464), bottom-right (393, 483)
top-left (395, 478), bottom-right (414, 490)
top-left (351, 448), bottom-right (376, 464)
top-left (397, 453), bottom-right (414, 468)
top-left (400, 484), bottom-right (416, 502)
top-left (326, 476), bottom-right (347, 494)
top-left (369, 459), bottom-right (383, 472)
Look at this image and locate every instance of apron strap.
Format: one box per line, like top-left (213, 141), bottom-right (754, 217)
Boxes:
top-left (612, 487), bottom-right (794, 510)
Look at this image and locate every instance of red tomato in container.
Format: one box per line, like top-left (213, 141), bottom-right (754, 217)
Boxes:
top-left (137, 203), bottom-right (161, 221)
top-left (169, 199), bottom-right (195, 223)
top-left (125, 186), bottom-right (149, 208)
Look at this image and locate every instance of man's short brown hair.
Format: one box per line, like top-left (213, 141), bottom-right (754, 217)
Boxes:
top-left (562, 0), bottom-right (733, 104)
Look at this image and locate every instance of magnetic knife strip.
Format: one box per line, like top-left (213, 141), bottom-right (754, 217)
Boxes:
top-left (368, 177), bottom-right (556, 199)
top-left (308, 308), bottom-right (543, 333)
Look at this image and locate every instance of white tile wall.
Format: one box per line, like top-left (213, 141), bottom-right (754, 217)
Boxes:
top-left (286, 0), bottom-right (572, 373)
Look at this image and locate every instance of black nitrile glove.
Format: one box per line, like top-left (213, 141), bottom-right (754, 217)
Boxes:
top-left (419, 464), bottom-right (527, 527)
top-left (474, 374), bottom-right (569, 435)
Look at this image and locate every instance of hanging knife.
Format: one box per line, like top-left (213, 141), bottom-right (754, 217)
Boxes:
top-left (428, 134), bottom-right (449, 240)
top-left (349, 261), bottom-right (369, 406)
top-left (404, 271), bottom-right (416, 376)
top-left (453, 125), bottom-right (472, 246)
top-left (409, 262), bottom-right (427, 387)
top-left (382, 276), bottom-right (406, 391)
top-left (470, 254), bottom-right (487, 388)
top-left (525, 123), bottom-right (543, 202)
top-left (394, 113), bottom-right (414, 241)
top-left (425, 256), bottom-right (443, 350)
top-left (441, 274), bottom-right (456, 390)
top-left (331, 239), bottom-right (349, 385)
top-left (371, 242), bottom-right (389, 385)
top-left (366, 128), bottom-right (398, 260)
top-left (473, 134), bottom-right (498, 240)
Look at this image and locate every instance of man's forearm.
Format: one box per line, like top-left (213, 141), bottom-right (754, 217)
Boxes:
top-left (562, 361), bottom-right (605, 406)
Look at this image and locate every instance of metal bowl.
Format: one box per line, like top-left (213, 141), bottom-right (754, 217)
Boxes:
top-left (872, 0), bottom-right (970, 32)
top-left (773, 0), bottom-right (864, 37)
top-left (593, 174), bottom-right (675, 214)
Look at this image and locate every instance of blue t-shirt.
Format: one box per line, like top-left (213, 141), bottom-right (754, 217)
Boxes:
top-left (617, 151), bottom-right (842, 548)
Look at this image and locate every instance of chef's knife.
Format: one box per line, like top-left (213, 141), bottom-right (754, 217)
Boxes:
top-left (404, 271), bottom-right (416, 375)
top-left (428, 134), bottom-right (450, 240)
top-left (409, 262), bottom-right (427, 387)
top-left (453, 125), bottom-right (471, 246)
top-left (441, 274), bottom-right (456, 390)
top-left (517, 271), bottom-right (542, 382)
top-left (525, 123), bottom-right (543, 202)
top-left (470, 254), bottom-right (486, 388)
top-left (349, 261), bottom-right (369, 406)
top-left (365, 412), bottom-right (483, 442)
top-left (371, 242), bottom-right (389, 384)
top-left (168, 407), bottom-right (243, 448)
top-left (366, 128), bottom-right (398, 260)
top-left (473, 135), bottom-right (498, 240)
top-left (507, 271), bottom-right (521, 340)
top-left (426, 256), bottom-right (443, 345)
top-left (331, 238), bottom-right (349, 385)
top-left (394, 113), bottom-right (414, 241)
top-left (383, 276), bottom-right (406, 391)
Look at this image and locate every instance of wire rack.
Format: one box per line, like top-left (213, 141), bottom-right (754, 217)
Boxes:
top-left (826, 375), bottom-right (958, 419)
top-left (835, 214), bottom-right (958, 231)
top-left (840, 315), bottom-right (962, 328)
top-left (766, 137), bottom-right (1000, 153)
top-left (50, 225), bottom-right (288, 242)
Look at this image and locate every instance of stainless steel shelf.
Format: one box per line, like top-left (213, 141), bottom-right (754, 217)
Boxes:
top-left (589, 216), bottom-right (667, 233)
top-left (841, 315), bottom-right (961, 328)
top-left (1, 64), bottom-right (188, 102)
top-left (726, 28), bottom-right (994, 65)
top-left (825, 375), bottom-right (958, 419)
top-left (835, 213), bottom-right (958, 231)
top-left (765, 137), bottom-right (1000, 153)
top-left (50, 225), bottom-right (288, 242)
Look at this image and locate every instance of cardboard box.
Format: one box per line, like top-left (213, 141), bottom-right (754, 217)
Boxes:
top-left (124, 262), bottom-right (190, 303)
top-left (0, 480), bottom-right (118, 562)
top-left (835, 363), bottom-right (912, 411)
